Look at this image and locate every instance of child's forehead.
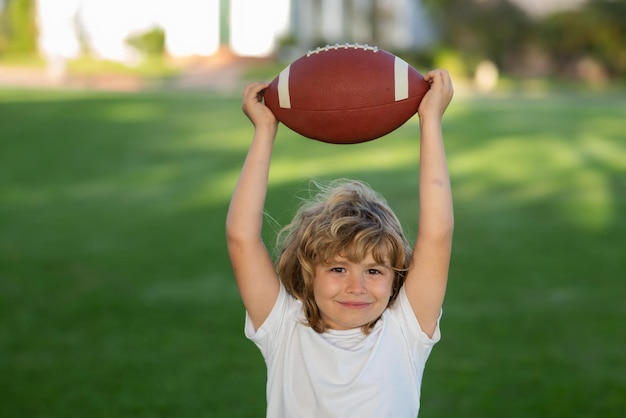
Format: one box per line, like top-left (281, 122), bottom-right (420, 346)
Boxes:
top-left (324, 247), bottom-right (391, 265)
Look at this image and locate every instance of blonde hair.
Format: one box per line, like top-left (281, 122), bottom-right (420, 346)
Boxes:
top-left (276, 179), bottom-right (412, 334)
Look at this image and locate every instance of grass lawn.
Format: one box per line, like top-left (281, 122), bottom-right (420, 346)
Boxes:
top-left (1, 85), bottom-right (624, 417)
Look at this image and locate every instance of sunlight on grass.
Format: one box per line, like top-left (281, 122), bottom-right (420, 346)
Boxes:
top-left (449, 131), bottom-right (622, 231)
top-left (579, 133), bottom-right (626, 171)
top-left (176, 133), bottom-right (422, 210)
top-left (561, 170), bottom-right (612, 230)
top-left (178, 170), bottom-right (240, 211)
top-left (269, 142), bottom-right (418, 181)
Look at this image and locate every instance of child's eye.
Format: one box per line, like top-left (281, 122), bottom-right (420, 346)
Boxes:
top-left (331, 267), bottom-right (346, 273)
top-left (367, 269), bottom-right (381, 275)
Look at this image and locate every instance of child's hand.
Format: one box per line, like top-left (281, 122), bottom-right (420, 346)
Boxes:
top-left (418, 69), bottom-right (454, 121)
top-left (242, 82), bottom-right (278, 129)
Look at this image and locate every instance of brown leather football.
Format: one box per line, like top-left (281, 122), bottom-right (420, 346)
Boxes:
top-left (264, 44), bottom-right (429, 144)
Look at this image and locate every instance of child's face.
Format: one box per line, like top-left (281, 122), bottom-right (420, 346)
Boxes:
top-left (313, 252), bottom-right (394, 331)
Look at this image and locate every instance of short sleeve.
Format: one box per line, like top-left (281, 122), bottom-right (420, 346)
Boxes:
top-left (390, 286), bottom-right (442, 353)
top-left (244, 284), bottom-right (292, 359)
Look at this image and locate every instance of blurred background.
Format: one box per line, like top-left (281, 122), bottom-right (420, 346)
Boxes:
top-left (0, 0), bottom-right (625, 90)
top-left (1, 1), bottom-right (625, 417)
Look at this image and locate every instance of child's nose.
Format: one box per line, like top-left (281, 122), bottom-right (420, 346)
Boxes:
top-left (345, 272), bottom-right (367, 294)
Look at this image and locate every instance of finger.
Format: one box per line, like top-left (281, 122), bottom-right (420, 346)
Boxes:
top-left (243, 82), bottom-right (270, 101)
top-left (428, 70), bottom-right (453, 93)
top-left (437, 70), bottom-right (453, 96)
top-left (437, 69), bottom-right (451, 87)
top-left (426, 69), bottom-right (437, 78)
top-left (258, 86), bottom-right (271, 104)
top-left (251, 82), bottom-right (270, 96)
top-left (424, 69), bottom-right (442, 87)
top-left (437, 70), bottom-right (452, 87)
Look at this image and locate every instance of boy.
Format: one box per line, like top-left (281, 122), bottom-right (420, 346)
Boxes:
top-left (227, 70), bottom-right (454, 417)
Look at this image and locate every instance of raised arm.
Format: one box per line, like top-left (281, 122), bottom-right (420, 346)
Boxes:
top-left (404, 70), bottom-right (454, 338)
top-left (226, 82), bottom-right (281, 330)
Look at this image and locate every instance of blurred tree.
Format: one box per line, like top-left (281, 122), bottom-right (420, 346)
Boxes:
top-left (370, 0), bottom-right (381, 45)
top-left (0, 0), bottom-right (37, 56)
top-left (125, 26), bottom-right (166, 59)
top-left (219, 0), bottom-right (229, 46)
top-left (423, 0), bottom-right (530, 76)
top-left (312, 0), bottom-right (323, 45)
top-left (423, 0), bottom-right (626, 80)
top-left (75, 16), bottom-right (91, 58)
top-left (343, 0), bottom-right (355, 42)
top-left (539, 0), bottom-right (626, 79)
top-left (369, 0), bottom-right (395, 46)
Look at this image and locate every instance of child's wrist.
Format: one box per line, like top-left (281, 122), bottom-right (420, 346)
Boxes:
top-left (255, 122), bottom-right (278, 135)
top-left (418, 113), bottom-right (443, 126)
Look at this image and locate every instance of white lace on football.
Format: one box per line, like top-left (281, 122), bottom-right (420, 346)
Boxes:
top-left (306, 43), bottom-right (379, 57)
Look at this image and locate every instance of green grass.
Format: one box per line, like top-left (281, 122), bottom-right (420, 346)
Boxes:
top-left (1, 86), bottom-right (625, 417)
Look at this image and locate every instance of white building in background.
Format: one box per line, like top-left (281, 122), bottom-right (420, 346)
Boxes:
top-left (291, 0), bottom-right (435, 52)
top-left (229, 0), bottom-right (291, 56)
top-left (35, 0), bottom-right (433, 64)
top-left (36, 0), bottom-right (291, 62)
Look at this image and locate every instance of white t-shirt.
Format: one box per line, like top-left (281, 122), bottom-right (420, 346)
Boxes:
top-left (245, 284), bottom-right (441, 418)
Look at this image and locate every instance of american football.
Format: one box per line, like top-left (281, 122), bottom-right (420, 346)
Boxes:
top-left (264, 43), bottom-right (430, 144)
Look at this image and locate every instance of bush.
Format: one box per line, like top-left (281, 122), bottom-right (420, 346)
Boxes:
top-left (125, 26), bottom-right (166, 58)
top-left (538, 1), bottom-right (626, 79)
top-left (423, 0), bottom-right (626, 80)
top-left (0, 0), bottom-right (38, 56)
top-left (423, 0), bottom-right (530, 71)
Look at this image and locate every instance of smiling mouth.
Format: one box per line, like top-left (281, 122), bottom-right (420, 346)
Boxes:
top-left (338, 302), bottom-right (372, 309)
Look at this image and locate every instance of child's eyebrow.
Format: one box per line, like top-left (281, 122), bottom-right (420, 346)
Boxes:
top-left (363, 260), bottom-right (392, 268)
top-left (320, 257), bottom-right (347, 265)
top-left (368, 263), bottom-right (392, 270)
